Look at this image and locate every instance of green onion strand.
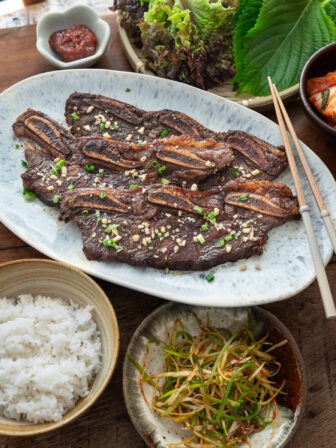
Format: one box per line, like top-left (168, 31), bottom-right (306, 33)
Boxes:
top-left (134, 318), bottom-right (287, 447)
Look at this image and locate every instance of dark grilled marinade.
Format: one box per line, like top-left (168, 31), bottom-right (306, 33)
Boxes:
top-left (13, 93), bottom-right (297, 270)
top-left (59, 181), bottom-right (299, 270)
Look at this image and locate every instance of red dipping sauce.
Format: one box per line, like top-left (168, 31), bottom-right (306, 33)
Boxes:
top-left (49, 24), bottom-right (97, 63)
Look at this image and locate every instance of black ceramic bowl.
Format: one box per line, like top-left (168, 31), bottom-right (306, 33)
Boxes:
top-left (299, 41), bottom-right (336, 138)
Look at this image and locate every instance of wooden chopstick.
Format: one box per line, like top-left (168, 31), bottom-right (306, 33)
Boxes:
top-left (268, 77), bottom-right (336, 319)
top-left (272, 84), bottom-right (336, 255)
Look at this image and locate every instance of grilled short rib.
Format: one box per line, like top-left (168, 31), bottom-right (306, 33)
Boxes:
top-left (59, 181), bottom-right (299, 270)
top-left (65, 92), bottom-right (288, 182)
top-left (13, 96), bottom-right (299, 270)
top-left (14, 109), bottom-right (235, 205)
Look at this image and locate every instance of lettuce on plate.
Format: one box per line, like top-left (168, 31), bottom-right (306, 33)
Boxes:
top-left (112, 0), bottom-right (336, 96)
top-left (114, 0), bottom-right (237, 89)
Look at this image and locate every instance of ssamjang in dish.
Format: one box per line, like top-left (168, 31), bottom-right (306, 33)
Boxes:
top-left (13, 92), bottom-right (299, 270)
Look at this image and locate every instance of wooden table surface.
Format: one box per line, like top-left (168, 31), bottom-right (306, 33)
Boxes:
top-left (1, 13), bottom-right (336, 448)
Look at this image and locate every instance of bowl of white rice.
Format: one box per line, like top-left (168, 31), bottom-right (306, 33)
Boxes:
top-left (0, 258), bottom-right (119, 436)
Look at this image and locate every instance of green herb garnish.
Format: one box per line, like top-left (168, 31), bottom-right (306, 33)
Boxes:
top-left (160, 127), bottom-right (169, 137)
top-left (103, 239), bottom-right (123, 252)
top-left (50, 159), bottom-right (65, 175)
top-left (52, 195), bottom-right (61, 204)
top-left (207, 211), bottom-right (217, 221)
top-left (193, 205), bottom-right (203, 214)
top-left (21, 160), bottom-right (28, 169)
top-left (71, 112), bottom-right (80, 120)
top-left (205, 272), bottom-right (215, 282)
top-left (84, 164), bottom-right (95, 172)
top-left (23, 188), bottom-right (36, 201)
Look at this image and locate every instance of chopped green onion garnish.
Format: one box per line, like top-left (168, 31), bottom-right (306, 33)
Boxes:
top-left (148, 246), bottom-right (154, 250)
top-left (129, 184), bottom-right (139, 189)
top-left (196, 234), bottom-right (205, 244)
top-left (104, 224), bottom-right (118, 233)
top-left (112, 124), bottom-right (120, 131)
top-left (21, 160), bottom-right (28, 169)
top-left (95, 210), bottom-right (102, 223)
top-left (205, 272), bottom-right (215, 282)
top-left (231, 168), bottom-right (239, 177)
top-left (161, 178), bottom-right (169, 185)
top-left (160, 128), bottom-right (169, 137)
top-left (216, 239), bottom-right (225, 248)
top-left (103, 239), bottom-right (123, 252)
top-left (99, 192), bottom-right (107, 199)
top-left (151, 160), bottom-right (159, 168)
top-left (71, 112), bottom-right (80, 120)
top-left (158, 165), bottom-right (166, 174)
top-left (240, 194), bottom-right (249, 202)
top-left (68, 184), bottom-right (75, 190)
top-left (23, 188), bottom-right (36, 201)
top-left (81, 209), bottom-right (89, 216)
top-left (207, 211), bottom-right (217, 220)
top-left (125, 87), bottom-right (131, 92)
top-left (99, 123), bottom-right (105, 131)
top-left (225, 234), bottom-right (233, 242)
top-left (50, 159), bottom-right (65, 175)
top-left (103, 239), bottom-right (116, 247)
top-left (55, 159), bottom-right (65, 170)
top-left (194, 206), bottom-right (203, 214)
top-left (52, 195), bottom-right (61, 204)
top-left (15, 143), bottom-right (20, 149)
top-left (157, 232), bottom-right (163, 238)
top-left (84, 164), bottom-right (95, 172)
top-left (201, 224), bottom-right (209, 231)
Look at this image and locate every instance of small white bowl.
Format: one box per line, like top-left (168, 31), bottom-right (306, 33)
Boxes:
top-left (36, 4), bottom-right (111, 69)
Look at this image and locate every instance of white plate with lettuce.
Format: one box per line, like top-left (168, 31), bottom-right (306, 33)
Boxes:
top-left (115, 0), bottom-right (336, 111)
top-left (0, 69), bottom-right (335, 307)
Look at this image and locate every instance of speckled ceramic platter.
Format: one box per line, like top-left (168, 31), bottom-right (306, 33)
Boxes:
top-left (0, 70), bottom-right (335, 307)
top-left (123, 303), bottom-right (306, 448)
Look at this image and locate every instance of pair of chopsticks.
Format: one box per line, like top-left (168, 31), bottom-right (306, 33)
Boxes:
top-left (268, 77), bottom-right (336, 319)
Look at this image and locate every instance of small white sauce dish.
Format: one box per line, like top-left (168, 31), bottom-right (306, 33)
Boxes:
top-left (36, 4), bottom-right (111, 69)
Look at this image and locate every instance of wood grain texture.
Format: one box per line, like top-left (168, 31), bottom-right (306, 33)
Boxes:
top-left (1, 12), bottom-right (336, 448)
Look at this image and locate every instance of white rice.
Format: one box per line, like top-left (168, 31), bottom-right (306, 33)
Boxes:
top-left (0, 294), bottom-right (102, 423)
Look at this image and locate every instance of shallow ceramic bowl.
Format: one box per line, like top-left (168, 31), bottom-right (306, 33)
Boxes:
top-left (0, 258), bottom-right (119, 436)
top-left (124, 303), bottom-right (306, 448)
top-left (36, 4), bottom-right (110, 69)
top-left (300, 41), bottom-right (336, 138)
